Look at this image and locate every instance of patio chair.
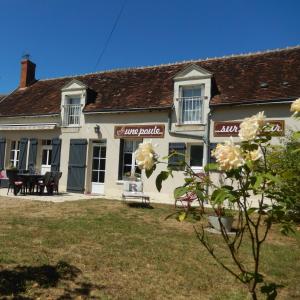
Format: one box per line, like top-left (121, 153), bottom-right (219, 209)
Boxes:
top-left (51, 171), bottom-right (62, 194)
top-left (175, 191), bottom-right (198, 209)
top-left (122, 180), bottom-right (150, 204)
top-left (6, 169), bottom-right (25, 196)
top-left (36, 172), bottom-right (54, 195)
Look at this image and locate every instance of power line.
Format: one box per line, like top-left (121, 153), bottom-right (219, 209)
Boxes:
top-left (93, 0), bottom-right (128, 71)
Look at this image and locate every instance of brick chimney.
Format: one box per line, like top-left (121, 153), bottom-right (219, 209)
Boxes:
top-left (20, 57), bottom-right (36, 88)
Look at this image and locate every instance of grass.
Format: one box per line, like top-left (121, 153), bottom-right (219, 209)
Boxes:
top-left (0, 197), bottom-right (299, 299)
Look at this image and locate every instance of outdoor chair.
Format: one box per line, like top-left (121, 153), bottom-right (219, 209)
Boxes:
top-left (37, 172), bottom-right (54, 195)
top-left (122, 180), bottom-right (150, 204)
top-left (6, 169), bottom-right (25, 196)
top-left (51, 171), bottom-right (62, 194)
top-left (175, 191), bottom-right (198, 209)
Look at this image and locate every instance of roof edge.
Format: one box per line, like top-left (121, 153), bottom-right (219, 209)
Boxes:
top-left (38, 45), bottom-right (300, 82)
top-left (210, 97), bottom-right (297, 107)
top-left (83, 106), bottom-right (172, 114)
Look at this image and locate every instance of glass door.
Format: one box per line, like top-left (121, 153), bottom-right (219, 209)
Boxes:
top-left (41, 145), bottom-right (52, 175)
top-left (91, 142), bottom-right (106, 194)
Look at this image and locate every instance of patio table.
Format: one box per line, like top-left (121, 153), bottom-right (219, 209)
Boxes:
top-left (17, 173), bottom-right (44, 195)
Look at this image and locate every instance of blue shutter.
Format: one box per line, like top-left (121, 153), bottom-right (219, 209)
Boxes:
top-left (19, 138), bottom-right (28, 170)
top-left (168, 143), bottom-right (186, 170)
top-left (28, 139), bottom-right (38, 171)
top-left (51, 138), bottom-right (62, 172)
top-left (0, 138), bottom-right (6, 170)
top-left (67, 139), bottom-right (88, 192)
top-left (118, 139), bottom-right (124, 180)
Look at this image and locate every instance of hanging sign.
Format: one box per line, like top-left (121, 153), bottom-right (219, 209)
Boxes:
top-left (214, 120), bottom-right (285, 137)
top-left (114, 124), bottom-right (165, 138)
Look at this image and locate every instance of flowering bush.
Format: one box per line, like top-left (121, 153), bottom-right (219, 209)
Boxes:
top-left (137, 100), bottom-right (300, 299)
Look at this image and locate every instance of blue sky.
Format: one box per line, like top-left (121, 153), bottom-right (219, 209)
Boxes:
top-left (0, 0), bottom-right (299, 93)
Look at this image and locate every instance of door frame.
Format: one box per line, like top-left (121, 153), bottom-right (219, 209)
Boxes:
top-left (91, 141), bottom-right (107, 195)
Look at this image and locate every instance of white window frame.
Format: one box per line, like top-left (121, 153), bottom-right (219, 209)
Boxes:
top-left (188, 143), bottom-right (204, 173)
top-left (179, 85), bottom-right (204, 124)
top-left (10, 140), bottom-right (20, 168)
top-left (122, 139), bottom-right (142, 178)
top-left (63, 95), bottom-right (82, 127)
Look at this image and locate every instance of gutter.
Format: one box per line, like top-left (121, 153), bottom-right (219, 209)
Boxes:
top-left (0, 113), bottom-right (60, 118)
top-left (84, 106), bottom-right (172, 114)
top-left (210, 97), bottom-right (297, 107)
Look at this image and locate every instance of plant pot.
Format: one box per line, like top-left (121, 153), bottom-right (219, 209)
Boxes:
top-left (208, 215), bottom-right (234, 232)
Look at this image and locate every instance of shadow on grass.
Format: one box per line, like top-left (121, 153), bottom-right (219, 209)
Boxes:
top-left (0, 261), bottom-right (105, 299)
top-left (126, 202), bottom-right (154, 209)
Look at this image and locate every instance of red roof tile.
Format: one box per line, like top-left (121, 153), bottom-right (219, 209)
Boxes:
top-left (0, 46), bottom-right (299, 117)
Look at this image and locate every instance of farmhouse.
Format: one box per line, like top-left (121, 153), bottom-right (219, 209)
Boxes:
top-left (0, 46), bottom-right (299, 203)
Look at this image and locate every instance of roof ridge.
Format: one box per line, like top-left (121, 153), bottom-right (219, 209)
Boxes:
top-left (38, 45), bottom-right (300, 82)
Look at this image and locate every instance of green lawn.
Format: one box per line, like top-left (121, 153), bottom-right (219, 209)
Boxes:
top-left (0, 197), bottom-right (299, 299)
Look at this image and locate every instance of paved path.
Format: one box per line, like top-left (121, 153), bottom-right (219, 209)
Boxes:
top-left (0, 188), bottom-right (101, 202)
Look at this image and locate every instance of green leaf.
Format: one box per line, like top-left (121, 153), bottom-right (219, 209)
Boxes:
top-left (156, 171), bottom-right (169, 192)
top-left (264, 173), bottom-right (281, 184)
top-left (174, 186), bottom-right (189, 199)
top-left (204, 163), bottom-right (219, 172)
top-left (145, 164), bottom-right (156, 178)
top-left (253, 175), bottom-right (263, 190)
top-left (247, 207), bottom-right (257, 215)
top-left (177, 212), bottom-right (187, 222)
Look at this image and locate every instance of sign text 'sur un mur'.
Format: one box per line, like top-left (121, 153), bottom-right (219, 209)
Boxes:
top-left (214, 120), bottom-right (285, 137)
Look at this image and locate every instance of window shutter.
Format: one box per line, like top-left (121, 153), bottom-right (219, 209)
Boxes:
top-left (67, 139), bottom-right (88, 192)
top-left (0, 138), bottom-right (6, 170)
top-left (168, 142), bottom-right (186, 170)
top-left (118, 139), bottom-right (124, 180)
top-left (19, 138), bottom-right (28, 170)
top-left (28, 139), bottom-right (38, 171)
top-left (51, 138), bottom-right (62, 172)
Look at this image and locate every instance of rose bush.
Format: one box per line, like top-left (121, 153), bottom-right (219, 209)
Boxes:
top-left (138, 103), bottom-right (300, 299)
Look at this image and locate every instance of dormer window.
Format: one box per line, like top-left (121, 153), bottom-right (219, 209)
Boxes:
top-left (63, 96), bottom-right (81, 126)
top-left (179, 85), bottom-right (204, 124)
top-left (61, 79), bottom-right (87, 128)
top-left (173, 64), bottom-right (212, 126)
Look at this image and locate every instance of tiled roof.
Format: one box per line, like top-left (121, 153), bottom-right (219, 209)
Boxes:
top-left (0, 46), bottom-right (300, 117)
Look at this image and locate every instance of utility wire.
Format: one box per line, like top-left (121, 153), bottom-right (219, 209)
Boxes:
top-left (93, 0), bottom-right (128, 71)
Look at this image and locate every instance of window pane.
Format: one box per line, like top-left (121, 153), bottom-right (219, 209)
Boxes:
top-left (124, 140), bottom-right (133, 152)
top-left (100, 146), bottom-right (106, 158)
top-left (100, 159), bottom-right (106, 171)
top-left (92, 159), bottom-right (99, 170)
top-left (124, 153), bottom-right (132, 165)
top-left (99, 171), bottom-right (105, 183)
top-left (190, 145), bottom-right (203, 167)
top-left (48, 150), bottom-right (52, 165)
top-left (92, 171), bottom-right (98, 182)
top-left (42, 150), bottom-right (48, 164)
top-left (93, 146), bottom-right (100, 158)
top-left (123, 165), bottom-right (131, 175)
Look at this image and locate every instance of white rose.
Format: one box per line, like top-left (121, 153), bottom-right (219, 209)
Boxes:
top-left (134, 141), bottom-right (157, 170)
top-left (291, 98), bottom-right (300, 114)
top-left (238, 111), bottom-right (266, 141)
top-left (212, 138), bottom-right (245, 171)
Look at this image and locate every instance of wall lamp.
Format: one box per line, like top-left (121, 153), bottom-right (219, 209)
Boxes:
top-left (94, 124), bottom-right (100, 134)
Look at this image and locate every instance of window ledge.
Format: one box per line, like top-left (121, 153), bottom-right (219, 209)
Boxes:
top-left (116, 180), bottom-right (124, 185)
top-left (175, 123), bottom-right (206, 127)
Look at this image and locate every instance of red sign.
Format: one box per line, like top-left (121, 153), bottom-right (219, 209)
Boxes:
top-left (114, 125), bottom-right (165, 138)
top-left (214, 120), bottom-right (285, 137)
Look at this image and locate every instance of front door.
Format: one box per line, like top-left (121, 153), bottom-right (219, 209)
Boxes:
top-left (41, 145), bottom-right (52, 175)
top-left (91, 142), bottom-right (106, 194)
top-left (67, 139), bottom-right (88, 193)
